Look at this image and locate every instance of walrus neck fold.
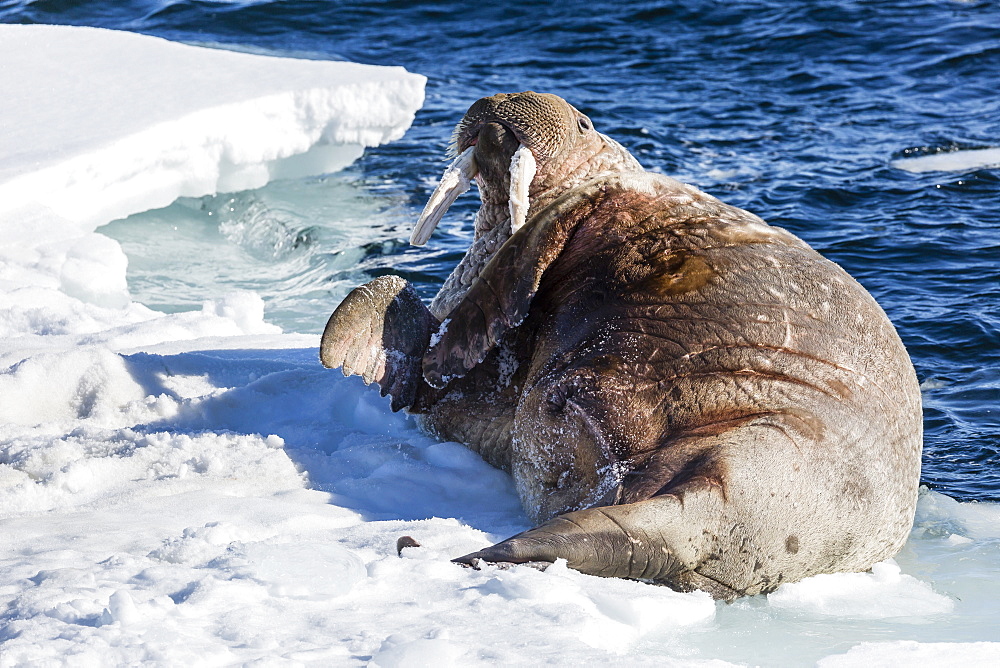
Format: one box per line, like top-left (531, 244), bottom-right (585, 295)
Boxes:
top-left (428, 205), bottom-right (510, 319)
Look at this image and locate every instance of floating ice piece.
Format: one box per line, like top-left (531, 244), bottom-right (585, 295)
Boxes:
top-left (891, 147), bottom-right (1000, 173)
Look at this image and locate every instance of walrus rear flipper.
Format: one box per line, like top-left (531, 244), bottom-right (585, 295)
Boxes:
top-left (453, 488), bottom-right (734, 598)
top-left (320, 275), bottom-right (437, 412)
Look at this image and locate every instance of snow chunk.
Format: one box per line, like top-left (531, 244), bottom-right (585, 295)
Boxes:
top-left (99, 590), bottom-right (141, 627)
top-left (57, 233), bottom-right (131, 310)
top-left (0, 347), bottom-right (148, 427)
top-left (818, 641), bottom-right (1000, 668)
top-left (200, 292), bottom-right (280, 336)
top-left (767, 561), bottom-right (954, 618)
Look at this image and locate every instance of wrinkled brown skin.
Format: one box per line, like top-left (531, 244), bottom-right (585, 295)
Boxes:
top-left (321, 92), bottom-right (923, 600)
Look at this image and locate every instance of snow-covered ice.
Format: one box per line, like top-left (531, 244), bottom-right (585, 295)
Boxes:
top-left (0, 23), bottom-right (424, 354)
top-left (1, 24), bottom-right (999, 667)
top-left (0, 24), bottom-right (425, 229)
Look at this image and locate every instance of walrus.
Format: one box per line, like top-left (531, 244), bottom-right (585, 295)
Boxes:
top-left (320, 92), bottom-right (923, 599)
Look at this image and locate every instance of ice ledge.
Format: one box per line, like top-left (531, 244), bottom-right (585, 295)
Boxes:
top-left (0, 24), bottom-right (426, 237)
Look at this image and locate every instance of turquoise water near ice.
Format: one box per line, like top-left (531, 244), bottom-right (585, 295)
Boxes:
top-left (3, 0), bottom-right (998, 501)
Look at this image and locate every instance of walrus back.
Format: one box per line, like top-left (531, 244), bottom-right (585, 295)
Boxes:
top-left (510, 174), bottom-right (922, 593)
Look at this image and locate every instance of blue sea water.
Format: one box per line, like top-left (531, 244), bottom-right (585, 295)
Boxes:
top-left (2, 0), bottom-right (998, 503)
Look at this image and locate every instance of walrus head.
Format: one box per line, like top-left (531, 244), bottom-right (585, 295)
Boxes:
top-left (413, 92), bottom-right (643, 318)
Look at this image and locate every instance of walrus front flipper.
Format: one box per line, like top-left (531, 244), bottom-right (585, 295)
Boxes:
top-left (453, 488), bottom-right (733, 598)
top-left (320, 275), bottom-right (437, 412)
top-left (422, 184), bottom-right (605, 387)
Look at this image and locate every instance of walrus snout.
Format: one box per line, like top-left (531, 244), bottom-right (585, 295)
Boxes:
top-left (410, 104), bottom-right (539, 249)
top-left (411, 90), bottom-right (632, 266)
top-left (454, 91), bottom-right (574, 159)
top-left (472, 121), bottom-right (522, 203)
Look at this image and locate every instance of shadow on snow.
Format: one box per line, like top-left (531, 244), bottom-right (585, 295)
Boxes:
top-left (120, 347), bottom-right (527, 534)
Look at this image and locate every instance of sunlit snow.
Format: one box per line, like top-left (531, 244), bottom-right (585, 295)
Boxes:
top-left (1, 24), bottom-right (998, 667)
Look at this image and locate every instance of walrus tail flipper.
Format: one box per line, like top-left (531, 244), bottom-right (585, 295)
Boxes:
top-left (453, 488), bottom-right (733, 598)
top-left (320, 275), bottom-right (437, 412)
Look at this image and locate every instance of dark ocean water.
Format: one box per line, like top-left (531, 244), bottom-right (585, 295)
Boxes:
top-left (2, 0), bottom-right (998, 501)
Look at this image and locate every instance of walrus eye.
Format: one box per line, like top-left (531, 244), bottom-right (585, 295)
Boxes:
top-left (578, 117), bottom-right (591, 132)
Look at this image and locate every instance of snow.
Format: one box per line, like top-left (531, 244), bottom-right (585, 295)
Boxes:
top-left (767, 561), bottom-right (954, 618)
top-left (817, 641), bottom-right (1000, 668)
top-left (1, 23), bottom-right (999, 667)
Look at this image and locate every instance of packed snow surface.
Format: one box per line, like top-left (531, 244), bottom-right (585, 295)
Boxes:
top-left (1, 24), bottom-right (999, 668)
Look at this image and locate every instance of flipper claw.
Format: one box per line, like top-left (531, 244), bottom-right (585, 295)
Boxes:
top-left (452, 554), bottom-right (552, 572)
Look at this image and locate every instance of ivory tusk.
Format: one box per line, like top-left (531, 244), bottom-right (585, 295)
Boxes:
top-left (410, 147), bottom-right (478, 246)
top-left (508, 144), bottom-right (536, 234)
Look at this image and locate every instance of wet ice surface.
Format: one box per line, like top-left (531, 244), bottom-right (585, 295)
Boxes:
top-left (2, 11), bottom-right (1000, 667)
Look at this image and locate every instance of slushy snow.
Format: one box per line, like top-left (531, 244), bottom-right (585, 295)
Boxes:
top-left (1, 24), bottom-right (999, 667)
